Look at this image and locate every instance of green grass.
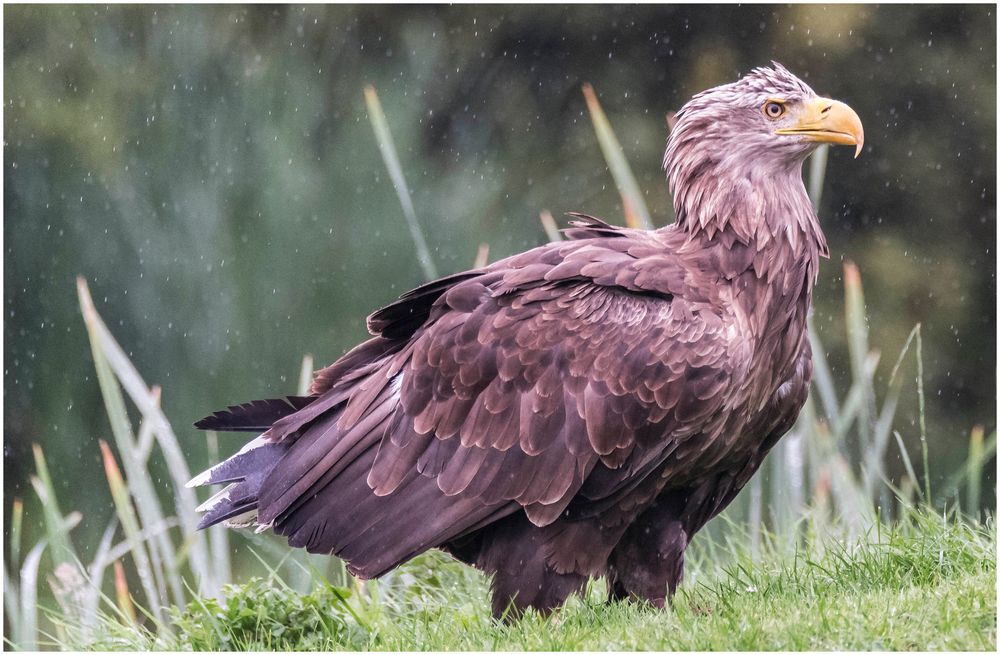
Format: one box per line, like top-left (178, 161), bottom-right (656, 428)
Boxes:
top-left (67, 510), bottom-right (995, 651)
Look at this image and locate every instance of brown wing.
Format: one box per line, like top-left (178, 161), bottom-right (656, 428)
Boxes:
top-left (249, 229), bottom-right (747, 578)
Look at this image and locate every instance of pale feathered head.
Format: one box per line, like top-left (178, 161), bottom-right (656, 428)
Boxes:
top-left (663, 63), bottom-right (863, 242)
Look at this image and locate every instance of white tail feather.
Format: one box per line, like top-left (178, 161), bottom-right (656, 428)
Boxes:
top-left (195, 483), bottom-right (236, 512)
top-left (186, 434), bottom-right (270, 488)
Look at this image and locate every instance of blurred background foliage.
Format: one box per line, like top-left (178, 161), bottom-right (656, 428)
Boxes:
top-left (4, 4), bottom-right (995, 578)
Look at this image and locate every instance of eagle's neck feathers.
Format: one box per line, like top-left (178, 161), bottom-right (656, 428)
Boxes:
top-left (665, 143), bottom-right (827, 265)
top-left (662, 138), bottom-right (826, 383)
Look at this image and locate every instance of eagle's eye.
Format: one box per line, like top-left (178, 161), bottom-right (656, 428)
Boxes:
top-left (763, 101), bottom-right (786, 119)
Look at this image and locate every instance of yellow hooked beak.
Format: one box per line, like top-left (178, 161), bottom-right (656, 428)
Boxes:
top-left (776, 97), bottom-right (865, 158)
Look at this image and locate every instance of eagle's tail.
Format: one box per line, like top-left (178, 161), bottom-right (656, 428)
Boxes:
top-left (193, 396), bottom-right (313, 432)
top-left (186, 434), bottom-right (288, 530)
top-left (188, 397), bottom-right (311, 530)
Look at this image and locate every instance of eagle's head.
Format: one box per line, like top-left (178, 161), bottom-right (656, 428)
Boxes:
top-left (664, 63), bottom-right (863, 241)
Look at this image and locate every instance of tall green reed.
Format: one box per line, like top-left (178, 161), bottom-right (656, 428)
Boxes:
top-left (364, 85), bottom-right (438, 281)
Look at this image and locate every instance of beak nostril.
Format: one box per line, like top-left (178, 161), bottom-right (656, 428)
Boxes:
top-left (821, 105), bottom-right (833, 115)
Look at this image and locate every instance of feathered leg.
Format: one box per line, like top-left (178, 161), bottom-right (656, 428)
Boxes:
top-left (491, 559), bottom-right (588, 621)
top-left (606, 495), bottom-right (688, 608)
top-left (483, 519), bottom-right (589, 619)
top-left (453, 513), bottom-right (604, 620)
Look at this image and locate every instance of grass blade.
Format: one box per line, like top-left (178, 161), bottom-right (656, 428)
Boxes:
top-left (936, 426), bottom-right (996, 516)
top-left (807, 144), bottom-right (829, 210)
top-left (779, 431), bottom-right (806, 542)
top-left (581, 83), bottom-right (653, 230)
top-left (966, 426), bottom-right (984, 516)
top-left (10, 499), bottom-right (24, 581)
top-left (893, 430), bottom-right (924, 503)
top-left (3, 565), bottom-right (22, 649)
top-left (297, 354), bottom-right (314, 396)
top-left (364, 85), bottom-right (438, 280)
top-left (29, 445), bottom-right (78, 571)
top-left (76, 280), bottom-right (184, 607)
top-left (843, 263), bottom-right (877, 465)
top-left (915, 325), bottom-right (930, 504)
top-left (796, 394), bottom-right (824, 508)
top-left (82, 517), bottom-right (120, 636)
top-left (887, 324), bottom-right (921, 386)
top-left (77, 277), bottom-right (212, 595)
top-left (747, 474), bottom-right (762, 561)
top-left (99, 440), bottom-right (164, 625)
top-left (103, 520), bottom-right (181, 565)
top-left (18, 538), bottom-right (48, 651)
top-left (134, 386), bottom-right (161, 465)
top-left (473, 242), bottom-right (490, 268)
top-left (539, 210), bottom-right (562, 242)
top-left (807, 316), bottom-right (840, 422)
top-left (867, 324), bottom-right (922, 505)
top-left (935, 430), bottom-right (996, 511)
top-left (829, 380), bottom-right (863, 448)
top-left (112, 560), bottom-right (138, 626)
top-left (828, 453), bottom-right (874, 537)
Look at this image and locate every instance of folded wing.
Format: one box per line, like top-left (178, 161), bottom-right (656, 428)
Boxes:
top-left (191, 223), bottom-right (744, 578)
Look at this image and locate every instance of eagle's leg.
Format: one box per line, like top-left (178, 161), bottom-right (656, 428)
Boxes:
top-left (452, 513), bottom-right (612, 620)
top-left (490, 561), bottom-right (589, 621)
top-left (606, 496), bottom-right (688, 608)
top-left (483, 520), bottom-right (590, 620)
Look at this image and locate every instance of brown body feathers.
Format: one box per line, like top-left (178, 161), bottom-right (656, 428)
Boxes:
top-left (191, 64), bottom-right (862, 617)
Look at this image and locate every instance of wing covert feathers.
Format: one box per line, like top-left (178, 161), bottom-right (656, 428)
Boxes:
top-left (191, 224), bottom-right (748, 580)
